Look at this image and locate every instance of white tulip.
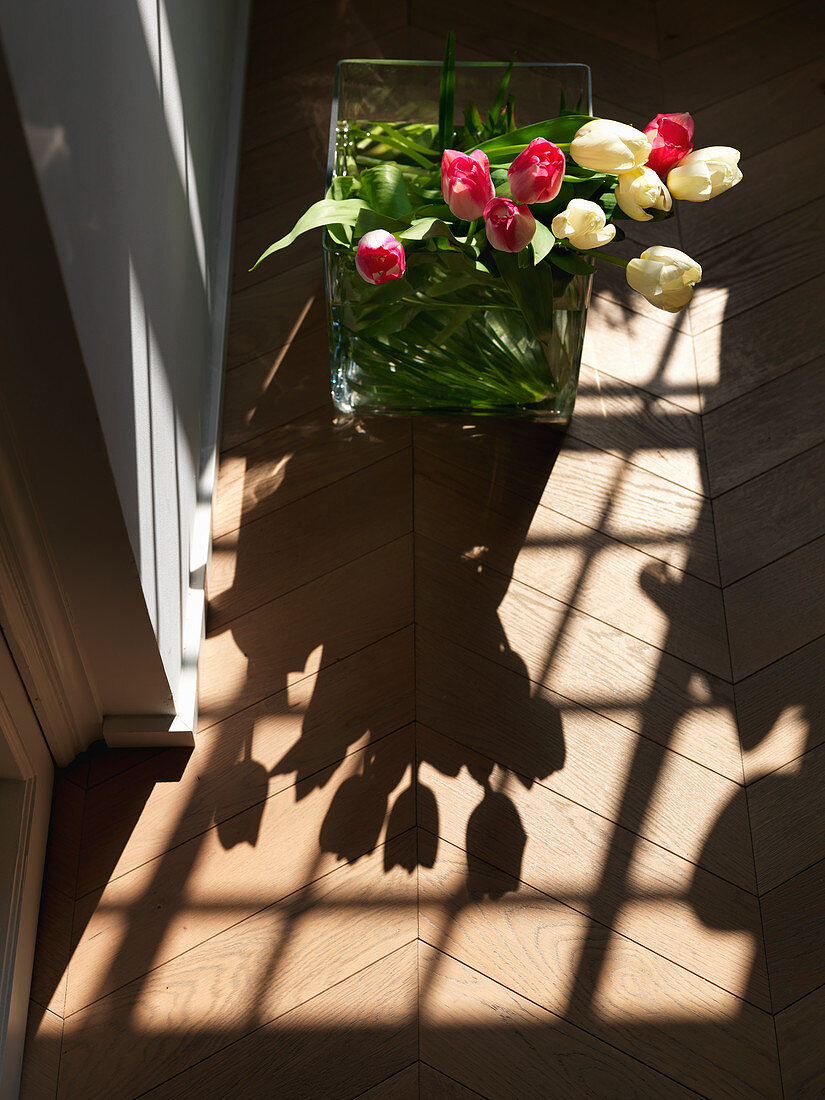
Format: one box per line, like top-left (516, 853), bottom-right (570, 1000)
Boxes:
top-left (570, 119), bottom-right (651, 174)
top-left (626, 246), bottom-right (702, 313)
top-left (551, 199), bottom-right (616, 250)
top-left (667, 146), bottom-right (742, 202)
top-left (615, 166), bottom-right (673, 221)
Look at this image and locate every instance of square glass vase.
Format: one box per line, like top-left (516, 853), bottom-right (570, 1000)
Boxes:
top-left (325, 59), bottom-right (593, 423)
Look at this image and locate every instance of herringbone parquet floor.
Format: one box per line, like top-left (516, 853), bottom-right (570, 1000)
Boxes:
top-left (21, 1), bottom-right (825, 1096)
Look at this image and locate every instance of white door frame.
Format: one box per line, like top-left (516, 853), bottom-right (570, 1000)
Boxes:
top-left (0, 628), bottom-right (53, 1099)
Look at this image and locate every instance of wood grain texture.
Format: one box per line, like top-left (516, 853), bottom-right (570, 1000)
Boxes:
top-left (416, 629), bottom-right (749, 883)
top-left (145, 944), bottom-right (419, 1100)
top-left (415, 448), bottom-right (730, 679)
top-left (418, 1063), bottom-right (483, 1098)
top-left (419, 942), bottom-right (702, 1099)
top-left (18, 1002), bottom-right (62, 1100)
top-left (60, 837), bottom-right (418, 1099)
top-left (748, 740), bottom-right (825, 894)
top-left (28, 883), bottom-right (73, 1016)
top-left (67, 728), bottom-right (414, 1016)
top-left (762, 857), bottom-right (825, 1012)
top-left (776, 981), bottom-right (825, 1100)
top-left (418, 726), bottom-right (769, 1007)
top-left (209, 449), bottom-right (412, 630)
top-left (703, 358), bottom-right (825, 497)
top-left (420, 839), bottom-right (778, 1098)
top-left (694, 276), bottom-right (825, 414)
top-left (656, 0), bottom-right (793, 57)
top-left (41, 778), bottom-right (83, 900)
top-left (724, 534), bottom-right (825, 681)
top-left (737, 633), bottom-right (825, 782)
top-left (78, 629), bottom-right (414, 896)
top-left (213, 406), bottom-right (410, 540)
top-left (415, 534), bottom-right (739, 777)
top-left (714, 442), bottom-right (825, 586)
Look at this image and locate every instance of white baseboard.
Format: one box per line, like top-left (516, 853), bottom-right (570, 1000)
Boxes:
top-left (102, 714), bottom-right (195, 749)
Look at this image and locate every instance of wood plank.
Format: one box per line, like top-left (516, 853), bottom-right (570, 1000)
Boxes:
top-left (200, 536), bottom-right (413, 723)
top-left (414, 448), bottom-right (730, 679)
top-left (703, 358), bottom-right (825, 496)
top-left (414, 422), bottom-right (719, 587)
top-left (227, 257), bottom-right (324, 368)
top-left (358, 1062), bottom-right (419, 1098)
top-left (213, 406), bottom-right (410, 540)
top-left (419, 942), bottom-right (703, 1099)
top-left (737, 634), bottom-right (825, 783)
top-left (762, 857), bottom-right (825, 1012)
top-left (69, 728), bottom-right (415, 1017)
top-left (714, 441), bottom-right (825, 586)
top-left (775, 981), bottom-right (825, 1099)
top-left (417, 630), bottom-right (750, 885)
top-left (236, 125), bottom-right (327, 224)
top-left (415, 535), bottom-right (740, 779)
top-left (86, 746), bottom-right (163, 789)
top-left (663, 1), bottom-right (825, 109)
top-left (693, 276), bottom-right (825, 413)
top-left (688, 202), bottom-right (825, 336)
top-left (420, 839), bottom-right (779, 1098)
top-left (60, 839), bottom-right (418, 1099)
top-left (418, 726), bottom-right (769, 1007)
top-left (145, 944), bottom-right (419, 1100)
top-left (571, 365), bottom-right (708, 497)
top-left (41, 778), bottom-right (83, 900)
top-left (656, 0), bottom-right (793, 57)
top-left (29, 883), bottom-right (73, 1017)
top-left (418, 1063), bottom-right (482, 1097)
top-left (233, 199), bottom-right (321, 293)
top-left (209, 449), bottom-right (412, 631)
top-left (78, 629), bottom-right (414, 896)
top-left (678, 125), bottom-right (825, 255)
top-left (582, 293), bottom-right (701, 413)
top-left (691, 58), bottom-right (825, 160)
top-left (221, 325), bottom-right (330, 451)
top-left (18, 1002), bottom-right (62, 1100)
top-left (748, 739), bottom-right (825, 894)
top-left (724, 534), bottom-right (825, 682)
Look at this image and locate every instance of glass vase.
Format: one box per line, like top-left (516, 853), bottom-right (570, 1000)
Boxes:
top-left (325, 60), bottom-right (593, 423)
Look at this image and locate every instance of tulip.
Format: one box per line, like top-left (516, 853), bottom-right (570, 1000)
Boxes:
top-left (570, 119), bottom-right (651, 174)
top-left (615, 166), bottom-right (673, 221)
top-left (441, 148), bottom-right (495, 220)
top-left (667, 146), bottom-right (743, 201)
top-left (626, 245), bottom-right (702, 313)
top-left (643, 112), bottom-right (694, 179)
top-left (551, 198), bottom-right (616, 250)
top-left (354, 229), bottom-right (406, 285)
top-left (483, 197), bottom-right (536, 252)
top-left (508, 137), bottom-right (566, 204)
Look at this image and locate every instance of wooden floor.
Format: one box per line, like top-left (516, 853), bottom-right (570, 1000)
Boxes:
top-left (20, 0), bottom-right (825, 1096)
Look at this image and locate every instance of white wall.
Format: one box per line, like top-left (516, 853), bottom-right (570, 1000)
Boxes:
top-left (0, 0), bottom-right (248, 727)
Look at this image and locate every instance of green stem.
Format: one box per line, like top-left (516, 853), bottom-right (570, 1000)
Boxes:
top-left (578, 249), bottom-right (629, 268)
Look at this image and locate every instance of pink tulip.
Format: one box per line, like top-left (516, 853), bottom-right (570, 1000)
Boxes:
top-left (643, 113), bottom-right (694, 179)
top-left (441, 148), bottom-right (495, 221)
top-left (508, 138), bottom-right (566, 204)
top-left (483, 197), bottom-right (536, 253)
top-left (354, 229), bottom-right (406, 285)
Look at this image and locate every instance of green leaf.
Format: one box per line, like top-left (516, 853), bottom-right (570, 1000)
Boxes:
top-left (464, 101), bottom-right (484, 142)
top-left (495, 250), bottom-right (555, 342)
top-left (551, 250), bottom-right (595, 277)
top-left (329, 176), bottom-right (360, 200)
top-left (531, 220), bottom-right (555, 265)
top-left (488, 57), bottom-right (514, 125)
top-left (437, 31), bottom-right (456, 153)
top-left (400, 217), bottom-right (464, 248)
top-left (354, 208), bottom-right (408, 237)
top-left (360, 164), bottom-right (414, 219)
top-left (251, 198), bottom-right (367, 268)
top-left (366, 123), bottom-right (435, 168)
top-left (472, 113), bottom-right (593, 158)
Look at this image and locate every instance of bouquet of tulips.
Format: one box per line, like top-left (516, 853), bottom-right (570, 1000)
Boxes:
top-left (255, 36), bottom-right (742, 416)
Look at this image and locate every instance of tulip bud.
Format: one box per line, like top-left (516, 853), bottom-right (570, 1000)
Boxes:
top-left (354, 229), bottom-right (406, 285)
top-left (615, 166), bottom-right (673, 222)
top-left (483, 197), bottom-right (536, 253)
top-left (626, 245), bottom-right (702, 313)
top-left (667, 146), bottom-right (743, 202)
top-left (508, 137), bottom-right (566, 204)
top-left (441, 148), bottom-right (495, 220)
top-left (570, 119), bottom-right (651, 174)
top-left (551, 198), bottom-right (616, 250)
top-left (643, 112), bottom-right (694, 179)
